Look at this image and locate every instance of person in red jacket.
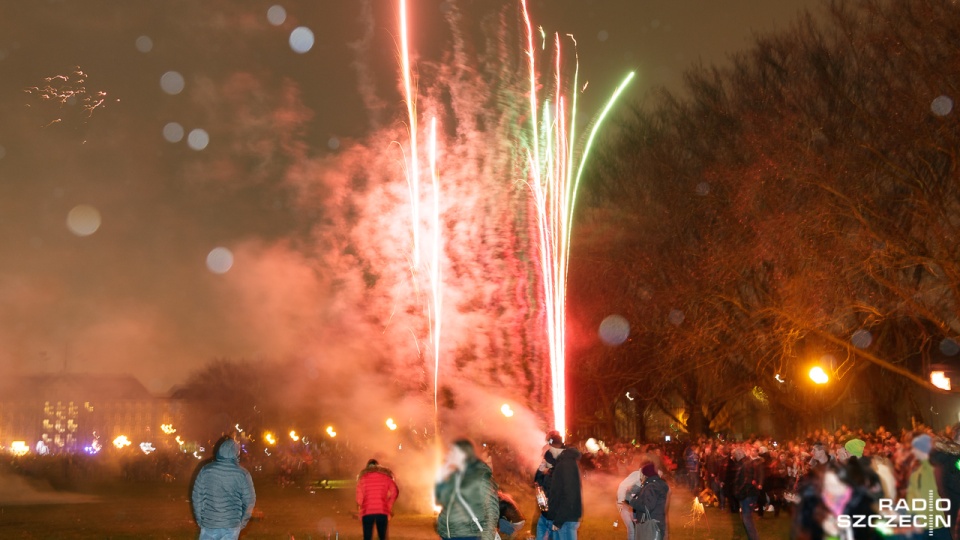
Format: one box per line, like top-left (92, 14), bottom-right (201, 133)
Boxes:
top-left (356, 458), bottom-right (400, 540)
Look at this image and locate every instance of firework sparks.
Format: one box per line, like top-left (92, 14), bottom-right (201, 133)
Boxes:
top-left (23, 66), bottom-right (113, 124)
top-left (520, 0), bottom-right (635, 436)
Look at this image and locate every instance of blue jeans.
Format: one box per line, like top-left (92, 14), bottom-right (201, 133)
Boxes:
top-left (536, 515), bottom-right (553, 540)
top-left (199, 527), bottom-right (241, 540)
top-left (739, 496), bottom-right (759, 540)
top-left (553, 521), bottom-right (580, 540)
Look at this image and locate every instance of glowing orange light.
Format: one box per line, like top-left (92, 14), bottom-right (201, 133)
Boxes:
top-left (386, 418), bottom-right (398, 431)
top-left (289, 430), bottom-right (300, 442)
top-left (326, 426), bottom-right (337, 438)
top-left (931, 371), bottom-right (952, 391)
top-left (809, 366), bottom-right (829, 384)
top-left (264, 432), bottom-right (277, 445)
top-left (10, 441), bottom-right (29, 456)
top-left (160, 423), bottom-right (176, 435)
top-left (500, 404), bottom-right (514, 418)
top-left (113, 435), bottom-right (132, 449)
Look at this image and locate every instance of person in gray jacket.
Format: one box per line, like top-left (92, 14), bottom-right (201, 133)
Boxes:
top-left (191, 437), bottom-right (257, 540)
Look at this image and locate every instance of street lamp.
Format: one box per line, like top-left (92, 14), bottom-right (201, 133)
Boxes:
top-left (809, 366), bottom-right (829, 385)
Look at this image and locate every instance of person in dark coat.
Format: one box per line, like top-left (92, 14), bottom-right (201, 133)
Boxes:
top-left (629, 463), bottom-right (670, 538)
top-left (550, 442), bottom-right (584, 539)
top-left (735, 447), bottom-right (761, 540)
top-left (534, 431), bottom-right (563, 539)
top-left (191, 437), bottom-right (256, 540)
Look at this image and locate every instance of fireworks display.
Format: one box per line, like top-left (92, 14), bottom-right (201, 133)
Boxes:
top-left (391, 0), bottom-right (633, 436)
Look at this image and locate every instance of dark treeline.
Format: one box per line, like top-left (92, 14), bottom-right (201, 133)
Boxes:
top-left (572, 0), bottom-right (960, 437)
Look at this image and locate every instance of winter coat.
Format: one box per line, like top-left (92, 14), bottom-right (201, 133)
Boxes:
top-left (735, 457), bottom-right (761, 500)
top-left (549, 447), bottom-right (583, 527)
top-left (356, 466), bottom-right (399, 517)
top-left (191, 439), bottom-right (256, 529)
top-left (629, 474), bottom-right (670, 526)
top-left (435, 460), bottom-right (499, 540)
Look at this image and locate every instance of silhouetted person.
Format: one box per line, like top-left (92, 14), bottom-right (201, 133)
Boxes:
top-left (191, 437), bottom-right (256, 540)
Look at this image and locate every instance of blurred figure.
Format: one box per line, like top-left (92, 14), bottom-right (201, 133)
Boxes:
top-left (628, 463), bottom-right (670, 539)
top-left (548, 433), bottom-right (584, 539)
top-left (616, 461), bottom-right (643, 540)
top-left (534, 430), bottom-right (564, 539)
top-left (190, 437), bottom-right (256, 540)
top-left (356, 458), bottom-right (399, 540)
top-left (909, 434), bottom-right (951, 539)
top-left (734, 447), bottom-right (761, 540)
top-left (435, 439), bottom-right (499, 540)
top-left (497, 489), bottom-right (526, 539)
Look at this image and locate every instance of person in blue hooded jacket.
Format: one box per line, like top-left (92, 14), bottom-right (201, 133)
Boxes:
top-left (191, 437), bottom-right (257, 540)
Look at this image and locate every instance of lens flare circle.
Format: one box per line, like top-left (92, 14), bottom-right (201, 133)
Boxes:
top-left (206, 247), bottom-right (234, 274)
top-left (289, 27), bottom-right (314, 54)
top-left (66, 204), bottom-right (102, 236)
top-left (598, 314), bottom-right (630, 346)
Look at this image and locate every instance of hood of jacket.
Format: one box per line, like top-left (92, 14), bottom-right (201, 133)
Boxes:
top-left (216, 439), bottom-right (240, 463)
top-left (557, 447), bottom-right (582, 463)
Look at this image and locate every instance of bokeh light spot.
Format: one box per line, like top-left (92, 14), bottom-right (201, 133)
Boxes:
top-left (187, 128), bottom-right (210, 151)
top-left (668, 309), bottom-right (685, 326)
top-left (851, 329), bottom-right (873, 349)
top-left (135, 35), bottom-right (153, 53)
top-left (206, 247), bottom-right (234, 274)
top-left (597, 30), bottom-right (609, 42)
top-left (327, 137), bottom-right (340, 150)
top-left (160, 71), bottom-right (185, 95)
top-left (267, 5), bottom-right (287, 26)
top-left (598, 314), bottom-right (630, 346)
top-left (66, 205), bottom-right (102, 236)
top-left (162, 122), bottom-right (184, 143)
top-left (289, 27), bottom-right (314, 54)
top-left (941, 338), bottom-right (959, 357)
top-left (931, 95), bottom-right (953, 117)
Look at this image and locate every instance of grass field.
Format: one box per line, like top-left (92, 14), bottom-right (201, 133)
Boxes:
top-left (0, 476), bottom-right (792, 539)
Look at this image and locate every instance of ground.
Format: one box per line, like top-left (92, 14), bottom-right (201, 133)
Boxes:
top-left (0, 474), bottom-right (792, 539)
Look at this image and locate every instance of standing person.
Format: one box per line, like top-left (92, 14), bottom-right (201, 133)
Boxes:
top-left (435, 439), bottom-right (500, 540)
top-left (908, 434), bottom-right (951, 540)
top-left (683, 444), bottom-right (701, 492)
top-left (534, 431), bottom-right (565, 539)
top-left (616, 461), bottom-right (643, 540)
top-left (628, 463), bottom-right (670, 539)
top-left (548, 434), bottom-right (584, 539)
top-left (356, 458), bottom-right (399, 540)
top-left (191, 437), bottom-right (256, 540)
top-left (734, 447), bottom-right (760, 540)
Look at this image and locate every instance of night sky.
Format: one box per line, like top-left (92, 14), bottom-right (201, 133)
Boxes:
top-left (0, 0), bottom-right (821, 393)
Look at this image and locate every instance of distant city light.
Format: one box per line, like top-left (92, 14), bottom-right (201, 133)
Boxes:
top-left (10, 441), bottom-right (29, 456)
top-left (263, 432), bottom-right (277, 445)
top-left (500, 404), bottom-right (514, 418)
top-left (140, 442), bottom-right (156, 454)
top-left (288, 430), bottom-right (299, 442)
top-left (161, 423), bottom-right (176, 435)
top-left (385, 418), bottom-right (397, 431)
top-left (325, 426), bottom-right (337, 438)
top-left (113, 435), bottom-right (132, 449)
